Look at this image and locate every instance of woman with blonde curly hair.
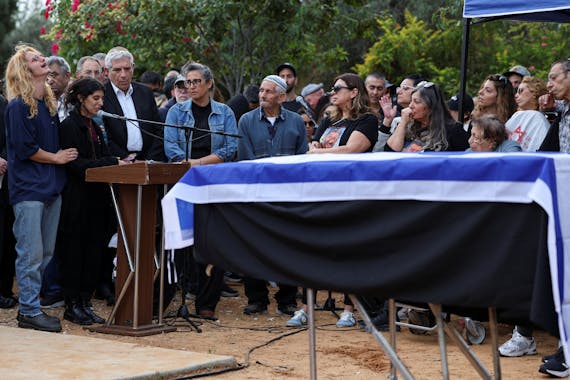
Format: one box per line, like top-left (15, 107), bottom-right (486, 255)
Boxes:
top-left (4, 44), bottom-right (77, 333)
top-left (309, 73), bottom-right (378, 154)
top-left (505, 76), bottom-right (550, 151)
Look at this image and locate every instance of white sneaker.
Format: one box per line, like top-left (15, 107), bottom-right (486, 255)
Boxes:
top-left (498, 328), bottom-right (537, 357)
top-left (286, 309), bottom-right (308, 327)
top-left (336, 310), bottom-right (356, 328)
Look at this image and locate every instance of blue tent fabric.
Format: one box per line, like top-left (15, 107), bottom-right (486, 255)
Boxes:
top-left (463, 0), bottom-right (570, 22)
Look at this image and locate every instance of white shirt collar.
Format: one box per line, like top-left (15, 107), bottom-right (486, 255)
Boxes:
top-left (110, 81), bottom-right (133, 97)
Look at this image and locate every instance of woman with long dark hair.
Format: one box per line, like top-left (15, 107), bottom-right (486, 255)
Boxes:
top-left (386, 81), bottom-right (469, 152)
top-left (58, 78), bottom-right (129, 325)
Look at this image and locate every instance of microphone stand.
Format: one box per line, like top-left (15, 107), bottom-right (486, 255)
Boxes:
top-left (184, 128), bottom-right (191, 162)
top-left (98, 112), bottom-right (242, 138)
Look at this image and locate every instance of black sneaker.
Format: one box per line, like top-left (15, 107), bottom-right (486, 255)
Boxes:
top-left (224, 272), bottom-right (243, 283)
top-left (243, 303), bottom-right (268, 315)
top-left (539, 355), bottom-right (569, 378)
top-left (543, 347), bottom-right (564, 363)
top-left (276, 303), bottom-right (297, 316)
top-left (358, 312), bottom-right (400, 332)
top-left (221, 283), bottom-right (239, 298)
top-left (0, 295), bottom-right (17, 309)
top-left (17, 311), bottom-right (62, 332)
top-left (40, 294), bottom-right (65, 309)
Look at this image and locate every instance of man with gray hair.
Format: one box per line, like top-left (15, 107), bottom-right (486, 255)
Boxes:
top-left (92, 52), bottom-right (108, 84)
top-left (102, 47), bottom-right (164, 161)
top-left (75, 56), bottom-right (104, 82)
top-left (46, 56), bottom-right (71, 121)
top-left (237, 74), bottom-right (306, 316)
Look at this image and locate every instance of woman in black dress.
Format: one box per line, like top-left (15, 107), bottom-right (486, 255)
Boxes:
top-left (58, 78), bottom-right (128, 325)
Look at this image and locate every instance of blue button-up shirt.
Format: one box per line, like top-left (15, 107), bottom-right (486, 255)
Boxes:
top-left (238, 106), bottom-right (307, 160)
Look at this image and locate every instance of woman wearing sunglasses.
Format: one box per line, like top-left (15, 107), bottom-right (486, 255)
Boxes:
top-left (505, 76), bottom-right (550, 151)
top-left (308, 73), bottom-right (378, 154)
top-left (472, 74), bottom-right (517, 124)
top-left (385, 81), bottom-right (469, 152)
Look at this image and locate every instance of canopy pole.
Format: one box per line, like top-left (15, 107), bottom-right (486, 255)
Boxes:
top-left (458, 18), bottom-right (471, 124)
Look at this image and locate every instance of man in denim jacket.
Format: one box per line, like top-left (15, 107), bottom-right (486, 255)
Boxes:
top-left (163, 62), bottom-right (238, 318)
top-left (164, 62), bottom-right (237, 164)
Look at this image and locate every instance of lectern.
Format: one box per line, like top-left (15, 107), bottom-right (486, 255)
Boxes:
top-left (86, 162), bottom-right (191, 336)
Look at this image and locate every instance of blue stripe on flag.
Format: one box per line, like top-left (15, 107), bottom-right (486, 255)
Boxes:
top-left (179, 155), bottom-right (553, 187)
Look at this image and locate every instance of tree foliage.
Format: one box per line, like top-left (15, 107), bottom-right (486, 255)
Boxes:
top-left (357, 9), bottom-right (570, 97)
top-left (36, 0), bottom-right (570, 99)
top-left (0, 0), bottom-right (19, 74)
top-left (44, 0), bottom-right (379, 97)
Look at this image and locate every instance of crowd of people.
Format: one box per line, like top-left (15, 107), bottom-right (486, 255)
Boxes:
top-left (1, 42), bottom-right (569, 377)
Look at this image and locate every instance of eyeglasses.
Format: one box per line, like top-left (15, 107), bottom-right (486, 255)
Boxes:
top-left (330, 85), bottom-right (351, 93)
top-left (397, 84), bottom-right (414, 92)
top-left (186, 78), bottom-right (202, 87)
top-left (470, 134), bottom-right (488, 144)
top-left (304, 121), bottom-right (315, 127)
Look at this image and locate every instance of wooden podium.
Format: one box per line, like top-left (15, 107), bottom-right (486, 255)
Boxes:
top-left (86, 162), bottom-right (191, 336)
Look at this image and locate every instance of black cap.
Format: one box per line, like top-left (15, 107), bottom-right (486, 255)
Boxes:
top-left (276, 62), bottom-right (297, 77)
top-left (447, 92), bottom-right (474, 113)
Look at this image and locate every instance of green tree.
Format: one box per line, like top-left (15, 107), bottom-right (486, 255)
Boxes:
top-left (357, 8), bottom-right (570, 97)
top-left (44, 0), bottom-right (379, 97)
top-left (0, 0), bottom-right (19, 75)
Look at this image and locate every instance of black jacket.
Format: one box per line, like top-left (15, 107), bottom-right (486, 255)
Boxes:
top-left (103, 81), bottom-right (165, 161)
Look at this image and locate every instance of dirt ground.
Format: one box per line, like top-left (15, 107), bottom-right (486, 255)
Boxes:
top-left (0, 285), bottom-right (559, 379)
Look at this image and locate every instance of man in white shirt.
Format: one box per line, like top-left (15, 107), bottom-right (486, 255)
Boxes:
top-left (102, 48), bottom-right (164, 161)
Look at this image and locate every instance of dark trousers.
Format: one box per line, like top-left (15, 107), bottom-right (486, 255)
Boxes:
top-left (59, 228), bottom-right (101, 300)
top-left (244, 277), bottom-right (297, 307)
top-left (194, 261), bottom-right (224, 313)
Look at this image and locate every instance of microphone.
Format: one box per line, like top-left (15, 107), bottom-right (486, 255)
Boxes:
top-left (295, 96), bottom-right (318, 126)
top-left (296, 96), bottom-right (312, 115)
top-left (96, 110), bottom-right (241, 138)
top-left (97, 110), bottom-right (124, 120)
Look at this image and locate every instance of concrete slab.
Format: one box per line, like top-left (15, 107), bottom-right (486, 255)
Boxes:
top-left (0, 325), bottom-right (237, 379)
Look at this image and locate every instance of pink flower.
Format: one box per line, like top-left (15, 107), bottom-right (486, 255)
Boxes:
top-left (45, 0), bottom-right (51, 6)
top-left (44, 8), bottom-right (50, 19)
top-left (51, 43), bottom-right (60, 55)
top-left (529, 66), bottom-right (535, 71)
top-left (71, 0), bottom-right (80, 12)
top-left (55, 29), bottom-right (63, 40)
top-left (541, 42), bottom-right (548, 47)
top-left (131, 33), bottom-right (137, 39)
top-left (40, 27), bottom-right (46, 35)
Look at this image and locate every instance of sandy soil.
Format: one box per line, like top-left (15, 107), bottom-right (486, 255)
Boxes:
top-left (0, 286), bottom-right (558, 379)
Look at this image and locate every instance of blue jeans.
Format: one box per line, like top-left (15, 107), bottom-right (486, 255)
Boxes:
top-left (13, 196), bottom-right (62, 315)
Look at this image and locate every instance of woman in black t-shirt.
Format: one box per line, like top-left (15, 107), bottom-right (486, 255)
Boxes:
top-left (309, 73), bottom-right (378, 153)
